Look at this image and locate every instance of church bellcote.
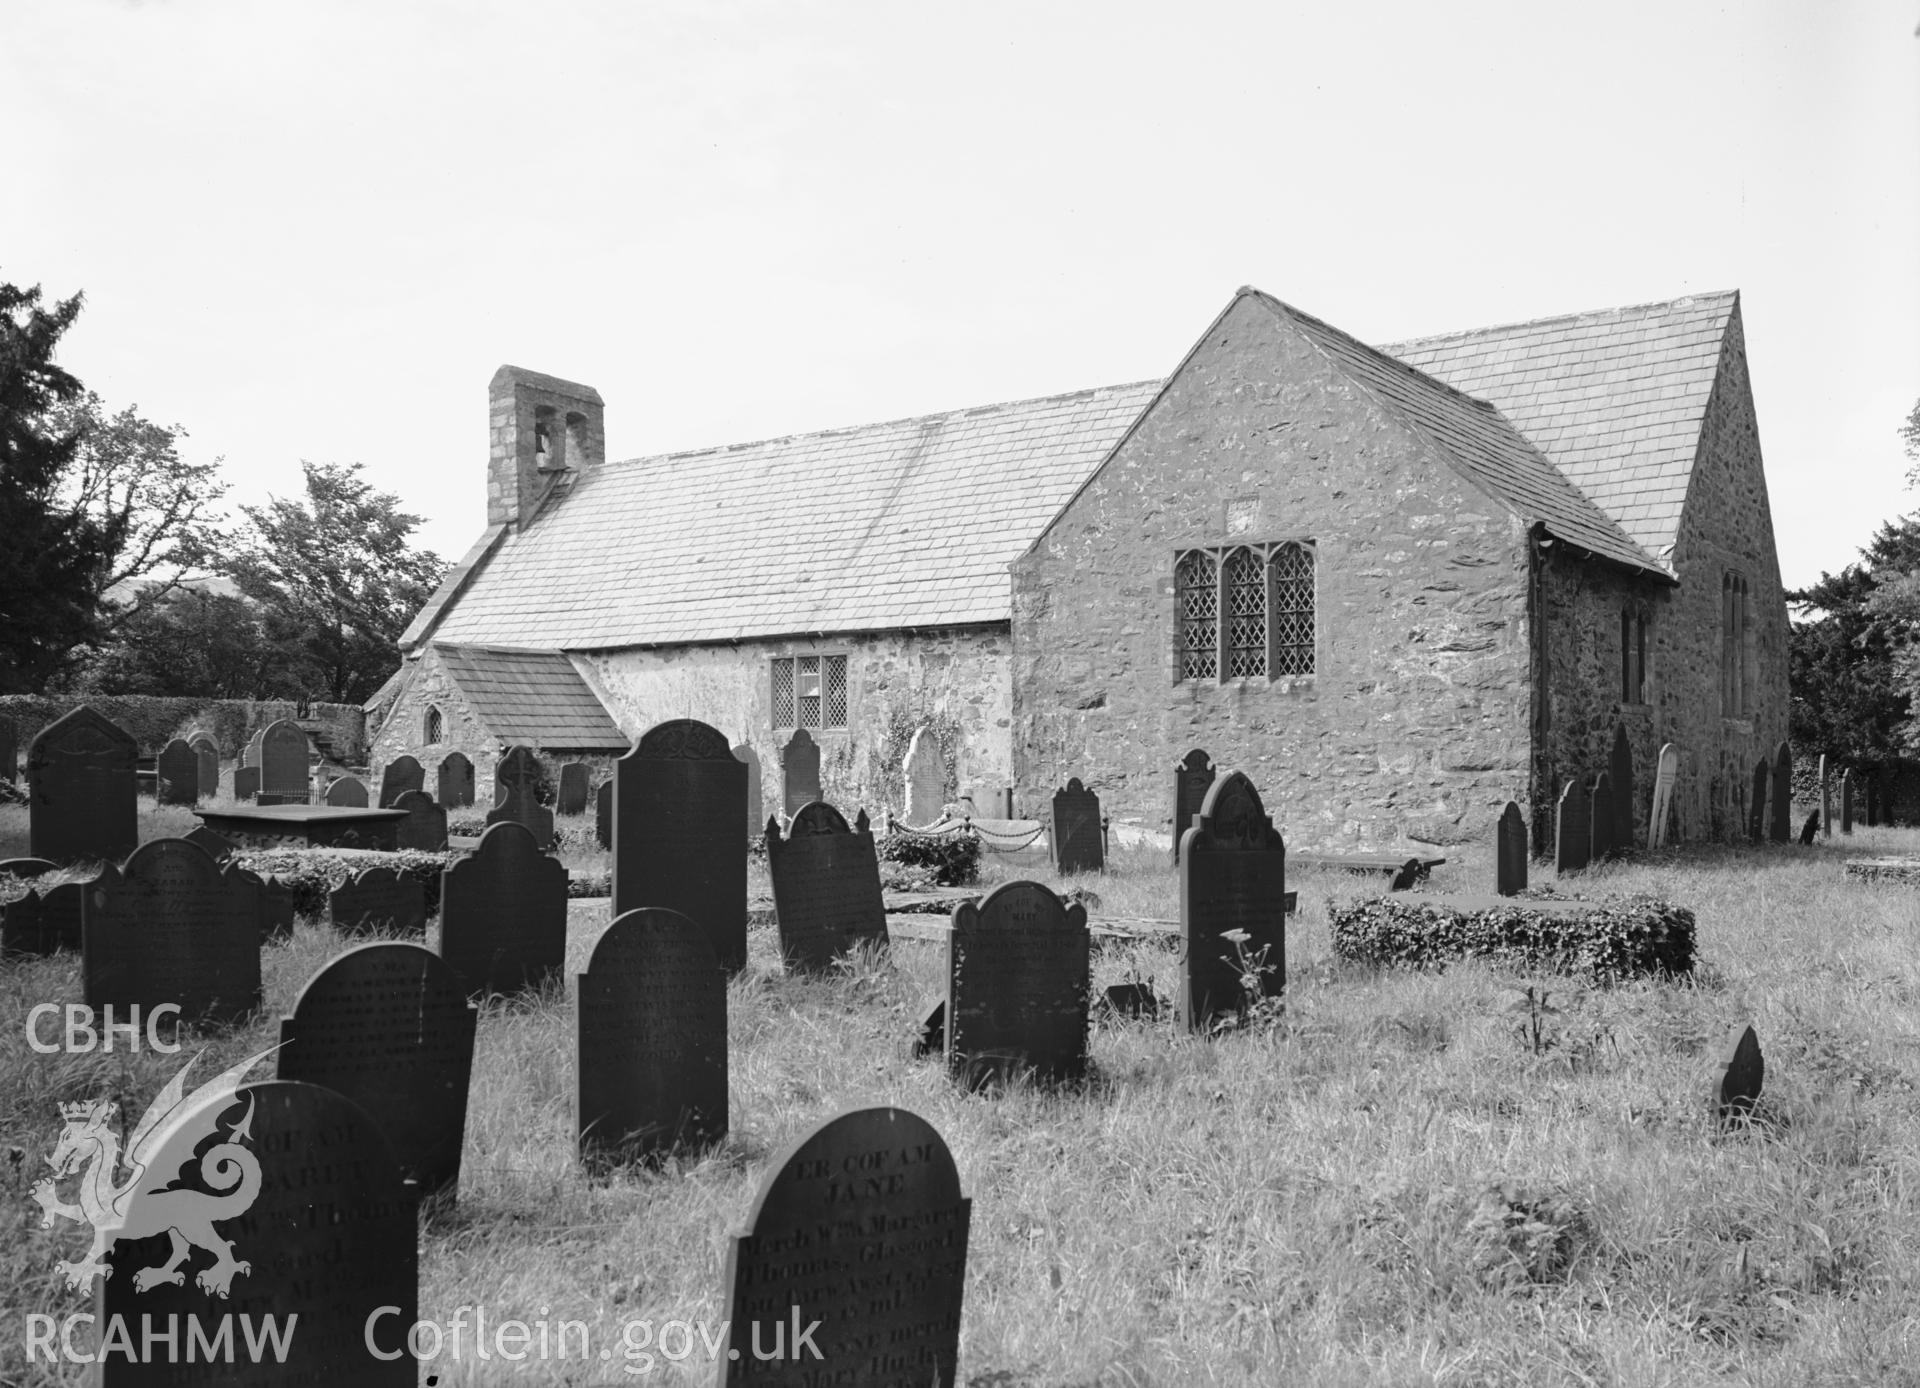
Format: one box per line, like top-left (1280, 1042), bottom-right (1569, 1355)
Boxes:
top-left (487, 365), bottom-right (604, 529)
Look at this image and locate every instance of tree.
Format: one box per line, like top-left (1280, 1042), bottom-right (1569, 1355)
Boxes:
top-left (222, 461), bottom-right (445, 704)
top-left (69, 584), bottom-right (301, 699)
top-left (1902, 397), bottom-right (1920, 482)
top-left (1788, 514), bottom-right (1920, 763)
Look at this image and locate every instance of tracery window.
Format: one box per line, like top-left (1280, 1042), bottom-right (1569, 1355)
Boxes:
top-left (1174, 541), bottom-right (1316, 683)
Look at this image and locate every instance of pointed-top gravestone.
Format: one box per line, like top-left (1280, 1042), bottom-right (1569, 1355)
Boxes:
top-left (1799, 811), bottom-right (1819, 845)
top-left (1841, 769), bottom-right (1853, 834)
top-left (436, 750), bottom-right (475, 808)
top-left (156, 737), bottom-right (199, 806)
top-left (576, 907), bottom-right (727, 1166)
top-left (328, 866), bottom-right (427, 937)
top-left (1748, 758), bottom-right (1769, 842)
top-left (1769, 741), bottom-right (1792, 843)
top-left (189, 733), bottom-right (220, 803)
top-left (595, 778), bottom-right (613, 849)
top-left (781, 729), bottom-right (822, 818)
top-left (485, 744), bottom-right (553, 847)
top-left (557, 760), bottom-right (590, 816)
top-left (902, 726), bottom-right (943, 828)
top-left (1712, 1023), bottom-right (1764, 1126)
top-left (718, 1108), bottom-right (969, 1387)
top-left (0, 713), bottom-right (15, 782)
top-left (1171, 747), bottom-right (1215, 865)
top-left (612, 718), bottom-right (748, 972)
top-left (28, 706), bottom-right (138, 864)
top-left (1496, 801), bottom-right (1527, 896)
top-left (440, 821), bottom-right (567, 997)
top-left (1051, 778), bottom-right (1105, 875)
top-left (233, 764), bottom-right (260, 802)
top-left (1554, 778), bottom-right (1591, 874)
top-left (1589, 771), bottom-right (1616, 863)
top-left (733, 743), bottom-right (762, 838)
top-left (766, 802), bottom-right (888, 973)
top-left (1649, 742), bottom-right (1679, 848)
top-left (947, 880), bottom-right (1090, 1086)
top-left (1819, 753), bottom-right (1831, 840)
top-left (260, 718), bottom-right (310, 803)
top-left (325, 775), bottom-right (370, 808)
top-left (1179, 771), bottom-right (1286, 1032)
top-left (393, 788), bottom-right (448, 851)
top-left (1609, 724), bottom-right (1634, 850)
top-left (378, 753), bottom-right (424, 807)
top-left (82, 837), bottom-right (262, 1025)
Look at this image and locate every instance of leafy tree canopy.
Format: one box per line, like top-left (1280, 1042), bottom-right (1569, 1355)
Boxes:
top-left (70, 584), bottom-right (301, 699)
top-left (1787, 514), bottom-right (1920, 763)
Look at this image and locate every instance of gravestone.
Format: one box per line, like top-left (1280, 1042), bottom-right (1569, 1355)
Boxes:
top-left (82, 838), bottom-right (261, 1024)
top-left (28, 706), bottom-right (138, 865)
top-left (1051, 778), bottom-right (1105, 875)
top-left (612, 718), bottom-right (748, 972)
top-left (0, 856), bottom-right (56, 879)
top-left (1178, 771), bottom-right (1286, 1032)
top-left (1799, 812), bottom-right (1819, 845)
top-left (190, 733), bottom-right (220, 803)
top-left (253, 871), bottom-right (296, 942)
top-left (1841, 770), bottom-right (1853, 834)
top-left (1769, 741), bottom-right (1792, 843)
top-left (0, 713), bottom-right (14, 781)
top-left (184, 825), bottom-right (237, 861)
top-left (557, 760), bottom-right (590, 816)
top-left (392, 788), bottom-right (448, 851)
top-left (328, 866), bottom-right (427, 937)
top-left (1496, 801), bottom-right (1527, 896)
top-left (260, 718), bottom-right (310, 803)
top-left (947, 880), bottom-right (1089, 1086)
top-left (1649, 742), bottom-right (1679, 848)
top-left (156, 737), bottom-right (199, 806)
top-left (232, 765), bottom-right (260, 802)
top-left (378, 754), bottom-right (424, 808)
top-left (485, 745), bottom-right (553, 847)
top-left (99, 1077), bottom-right (416, 1385)
top-left (902, 726), bottom-right (943, 828)
top-left (595, 778), bottom-right (613, 849)
top-left (1748, 758), bottom-right (1769, 842)
top-left (325, 775), bottom-right (370, 808)
top-left (781, 729), bottom-right (822, 818)
top-left (440, 821), bottom-right (567, 997)
top-left (718, 1107), bottom-right (968, 1387)
top-left (576, 907), bottom-right (728, 1165)
top-left (278, 942), bottom-right (477, 1199)
top-left (1171, 747), bottom-right (1215, 865)
top-left (733, 743), bottom-right (762, 838)
top-left (1554, 778), bottom-right (1591, 874)
top-left (244, 727), bottom-right (264, 768)
top-left (1589, 771), bottom-right (1615, 863)
top-left (1609, 723), bottom-right (1634, 850)
top-left (437, 751), bottom-right (475, 808)
top-left (766, 802), bottom-right (889, 972)
top-left (1820, 754), bottom-right (1831, 840)
top-left (1712, 1022), bottom-right (1764, 1126)
top-left (913, 999), bottom-right (946, 1058)
top-left (1, 876), bottom-right (87, 956)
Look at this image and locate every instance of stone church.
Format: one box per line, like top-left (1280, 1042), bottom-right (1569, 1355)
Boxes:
top-left (373, 284), bottom-right (1787, 848)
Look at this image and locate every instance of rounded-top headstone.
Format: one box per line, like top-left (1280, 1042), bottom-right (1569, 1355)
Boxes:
top-left (436, 750), bottom-right (475, 808)
top-left (379, 754), bottom-right (425, 808)
top-left (260, 718), bottom-right (310, 799)
top-left (1178, 770), bottom-right (1285, 1031)
top-left (156, 737), bottom-right (200, 805)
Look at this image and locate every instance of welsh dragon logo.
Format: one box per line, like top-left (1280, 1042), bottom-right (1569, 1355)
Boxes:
top-left (32, 1048), bottom-right (275, 1297)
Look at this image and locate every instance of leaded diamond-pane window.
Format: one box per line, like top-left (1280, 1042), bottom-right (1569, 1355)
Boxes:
top-left (797, 655), bottom-right (822, 728)
top-left (772, 654), bottom-right (848, 729)
top-left (1270, 543), bottom-right (1314, 676)
top-left (1174, 540), bottom-right (1315, 685)
top-left (1175, 550), bottom-right (1219, 682)
top-left (824, 655), bottom-right (848, 726)
top-left (772, 658), bottom-right (795, 726)
top-left (1224, 547), bottom-right (1267, 679)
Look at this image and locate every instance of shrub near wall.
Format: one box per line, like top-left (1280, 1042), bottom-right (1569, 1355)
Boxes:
top-left (0, 696), bottom-right (366, 760)
top-left (1328, 892), bottom-right (1695, 982)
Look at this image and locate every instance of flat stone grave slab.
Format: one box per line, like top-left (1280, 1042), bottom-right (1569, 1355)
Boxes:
top-left (1290, 851), bottom-right (1445, 882)
top-left (195, 804), bottom-right (409, 852)
top-left (1843, 857), bottom-right (1920, 884)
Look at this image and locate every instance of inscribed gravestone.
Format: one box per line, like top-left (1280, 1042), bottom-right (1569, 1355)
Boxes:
top-left (1496, 801), bottom-right (1527, 896)
top-left (440, 821), bottom-right (567, 996)
top-left (1171, 747), bottom-right (1215, 865)
top-left (947, 880), bottom-right (1089, 1086)
top-left (437, 750), bottom-right (475, 808)
top-left (392, 788), bottom-right (448, 851)
top-left (0, 713), bottom-right (14, 781)
top-left (1841, 770), bottom-right (1853, 834)
top-left (83, 838), bottom-right (261, 1024)
top-left (325, 775), bottom-right (370, 808)
top-left (733, 743), bottom-right (762, 838)
top-left (1649, 742), bottom-right (1679, 848)
top-left (596, 778), bottom-right (613, 849)
top-left (28, 706), bottom-right (138, 865)
top-left (558, 760), bottom-right (590, 816)
top-left (1, 876), bottom-right (87, 956)
top-left (485, 745), bottom-right (553, 847)
top-left (1770, 741), bottom-right (1792, 843)
top-left (781, 729), bottom-right (822, 818)
top-left (718, 1107), bottom-right (969, 1387)
top-left (156, 738), bottom-right (198, 806)
top-left (260, 718), bottom-right (309, 802)
top-left (190, 734), bottom-right (220, 803)
top-left (1051, 777), bottom-right (1105, 874)
top-left (612, 718), bottom-right (748, 972)
top-left (233, 765), bottom-right (260, 802)
top-left (576, 907), bottom-right (727, 1165)
top-left (1820, 753), bottom-right (1831, 840)
top-left (1609, 723), bottom-right (1634, 850)
top-left (378, 754), bottom-right (424, 808)
top-left (1712, 1022), bottom-right (1764, 1126)
top-left (99, 1077), bottom-right (416, 1386)
top-left (1555, 778), bottom-right (1591, 874)
top-left (902, 726), bottom-right (943, 828)
top-left (1748, 758), bottom-right (1769, 842)
top-left (1589, 771), bottom-right (1616, 863)
top-left (278, 942), bottom-right (477, 1198)
top-left (328, 867), bottom-right (427, 937)
top-left (766, 802), bottom-right (888, 972)
top-left (1179, 771), bottom-right (1286, 1032)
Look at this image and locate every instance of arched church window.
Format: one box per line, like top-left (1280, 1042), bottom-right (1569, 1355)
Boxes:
top-left (1175, 550), bottom-right (1219, 682)
top-left (1224, 547), bottom-right (1267, 679)
top-left (1270, 543), bottom-right (1315, 676)
top-left (424, 705), bottom-right (444, 745)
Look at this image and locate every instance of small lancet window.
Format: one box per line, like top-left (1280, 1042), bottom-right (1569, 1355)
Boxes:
top-left (424, 705), bottom-right (444, 745)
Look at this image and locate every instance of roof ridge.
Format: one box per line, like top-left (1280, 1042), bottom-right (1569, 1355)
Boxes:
top-left (1253, 292), bottom-right (1501, 414)
top-left (1382, 289), bottom-right (1739, 349)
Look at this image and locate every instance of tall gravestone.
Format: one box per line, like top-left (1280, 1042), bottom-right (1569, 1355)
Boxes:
top-left (328, 867), bottom-right (427, 936)
top-left (1171, 747), bottom-right (1215, 865)
top-left (1178, 771), bottom-right (1286, 1032)
top-left (595, 778), bottom-right (613, 849)
top-left (557, 760), bottom-right (590, 816)
top-left (718, 1108), bottom-right (969, 1387)
top-left (393, 788), bottom-right (449, 851)
top-left (260, 718), bottom-right (310, 803)
top-left (485, 745), bottom-right (553, 847)
top-left (0, 713), bottom-right (15, 781)
top-left (437, 751), bottom-right (475, 808)
top-left (781, 729), bottom-right (822, 818)
top-left (1748, 759), bottom-right (1770, 842)
top-left (1589, 771), bottom-right (1615, 863)
top-left (1841, 769), bottom-right (1853, 834)
top-left (82, 838), bottom-right (261, 1025)
top-left (1554, 778), bottom-right (1591, 874)
top-left (155, 738), bottom-right (199, 806)
top-left (378, 754), bottom-right (424, 808)
top-left (1609, 724), bottom-right (1634, 850)
top-left (28, 706), bottom-right (138, 865)
top-left (233, 765), bottom-right (260, 802)
top-left (766, 802), bottom-right (889, 972)
top-left (1496, 801), bottom-right (1527, 896)
top-left (1649, 742), bottom-right (1678, 848)
top-left (99, 1078), bottom-right (417, 1385)
top-left (1768, 741), bottom-right (1792, 843)
top-left (1050, 777), bottom-right (1104, 874)
top-left (612, 718), bottom-right (748, 972)
top-left (1819, 753), bottom-right (1831, 840)
top-left (278, 942), bottom-right (477, 1199)
top-left (946, 881), bottom-right (1089, 1086)
top-left (325, 775), bottom-right (370, 808)
top-left (189, 733), bottom-right (220, 803)
top-left (733, 743), bottom-right (762, 838)
top-left (440, 821), bottom-right (567, 997)
top-left (576, 907), bottom-right (728, 1166)
top-left (902, 726), bottom-right (943, 828)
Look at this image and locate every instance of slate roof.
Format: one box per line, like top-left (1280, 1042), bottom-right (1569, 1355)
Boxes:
top-left (432, 644), bottom-right (631, 749)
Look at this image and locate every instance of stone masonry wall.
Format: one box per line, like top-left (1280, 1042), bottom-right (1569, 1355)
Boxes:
top-left (368, 648), bottom-right (504, 803)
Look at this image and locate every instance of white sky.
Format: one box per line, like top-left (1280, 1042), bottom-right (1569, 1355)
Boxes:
top-left (5, 0), bottom-right (1916, 590)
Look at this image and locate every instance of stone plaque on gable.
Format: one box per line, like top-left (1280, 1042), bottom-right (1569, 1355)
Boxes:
top-left (612, 718), bottom-right (748, 972)
top-left (1748, 758), bottom-right (1769, 842)
top-left (485, 744), bottom-right (553, 847)
top-left (902, 726), bottom-right (943, 828)
top-left (557, 760), bottom-right (590, 816)
top-left (766, 802), bottom-right (888, 973)
top-left (1554, 778), bottom-right (1590, 874)
top-left (1649, 742), bottom-right (1678, 848)
top-left (733, 743), bottom-right (762, 837)
top-left (1050, 777), bottom-right (1104, 875)
top-left (278, 942), bottom-right (478, 1198)
top-left (437, 750), bottom-right (475, 808)
top-left (1178, 771), bottom-right (1286, 1033)
top-left (1712, 1022), bottom-right (1764, 1126)
top-left (1609, 723), bottom-right (1634, 850)
top-left (325, 775), bottom-right (370, 807)
top-left (1769, 741), bottom-right (1792, 843)
top-left (392, 788), bottom-right (448, 851)
top-left (440, 820), bottom-right (567, 997)
top-left (28, 705), bottom-right (138, 865)
top-left (259, 718), bottom-right (309, 802)
top-left (576, 907), bottom-right (728, 1165)
top-left (1171, 747), bottom-right (1215, 865)
top-left (947, 880), bottom-right (1089, 1086)
top-left (156, 737), bottom-right (199, 806)
top-left (781, 729), bottom-right (822, 818)
top-left (1, 876), bottom-right (87, 956)
top-left (83, 838), bottom-right (261, 1025)
top-left (378, 753), bottom-right (424, 807)
top-left (190, 733), bottom-right (220, 802)
top-left (328, 866), bottom-right (427, 937)
top-left (233, 764), bottom-right (260, 802)
top-left (100, 1077), bottom-right (417, 1385)
top-left (1819, 753), bottom-right (1831, 840)
top-left (718, 1107), bottom-right (969, 1387)
top-left (1496, 801), bottom-right (1527, 896)
top-left (1589, 771), bottom-right (1615, 863)
top-left (595, 777), bottom-right (613, 849)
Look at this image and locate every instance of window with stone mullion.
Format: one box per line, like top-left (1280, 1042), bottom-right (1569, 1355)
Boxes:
top-left (1224, 547), bottom-right (1268, 679)
top-left (1175, 550), bottom-right (1219, 682)
top-left (1269, 543), bottom-right (1314, 676)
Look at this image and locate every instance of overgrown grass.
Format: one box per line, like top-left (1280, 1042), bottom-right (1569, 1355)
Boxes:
top-left (5, 807), bottom-right (1920, 1384)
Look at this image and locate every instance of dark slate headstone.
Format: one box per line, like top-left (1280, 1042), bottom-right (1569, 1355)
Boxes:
top-left (100, 1077), bottom-right (416, 1385)
top-left (392, 788), bottom-right (448, 852)
top-left (781, 729), bottom-right (823, 818)
top-left (28, 706), bottom-right (138, 865)
top-left (485, 744), bottom-right (553, 847)
top-left (233, 765), bottom-right (260, 802)
top-left (0, 713), bottom-right (14, 782)
top-left (557, 760), bottom-right (590, 816)
top-left (718, 1108), bottom-right (968, 1387)
top-left (948, 881), bottom-right (1088, 1086)
top-left (1841, 770), bottom-right (1853, 834)
top-left (252, 870), bottom-right (296, 942)
top-left (184, 825), bottom-right (237, 862)
top-left (1496, 801), bottom-right (1527, 896)
top-left (440, 821), bottom-right (567, 997)
top-left (1051, 777), bottom-right (1105, 875)
top-left (1609, 723), bottom-right (1634, 850)
top-left (1770, 741), bottom-right (1792, 843)
top-left (156, 737), bottom-right (199, 806)
top-left (1589, 771), bottom-right (1616, 863)
top-left (325, 775), bottom-right (370, 807)
top-left (328, 866), bottom-right (427, 937)
top-left (1178, 771), bottom-right (1286, 1033)
top-left (190, 734), bottom-right (220, 803)
top-left (766, 802), bottom-right (888, 972)
top-left (612, 718), bottom-right (748, 972)
top-left (1171, 747), bottom-right (1215, 865)
top-left (1748, 758), bottom-right (1769, 842)
top-left (82, 838), bottom-right (262, 1025)
top-left (1819, 753), bottom-right (1831, 840)
top-left (437, 750), bottom-right (475, 808)
top-left (0, 855), bottom-right (57, 879)
top-left (595, 778), bottom-right (613, 850)
top-left (733, 743), bottom-right (762, 838)
top-left (1102, 982), bottom-right (1161, 1020)
top-left (378, 753), bottom-right (424, 808)
top-left (1, 876), bottom-right (87, 956)
top-left (913, 998), bottom-right (946, 1058)
top-left (260, 717), bottom-right (310, 802)
top-left (1712, 1022), bottom-right (1764, 1126)
top-left (1554, 777), bottom-right (1591, 874)
top-left (576, 907), bottom-right (728, 1165)
top-left (278, 942), bottom-right (477, 1199)
top-left (1799, 811), bottom-right (1819, 845)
